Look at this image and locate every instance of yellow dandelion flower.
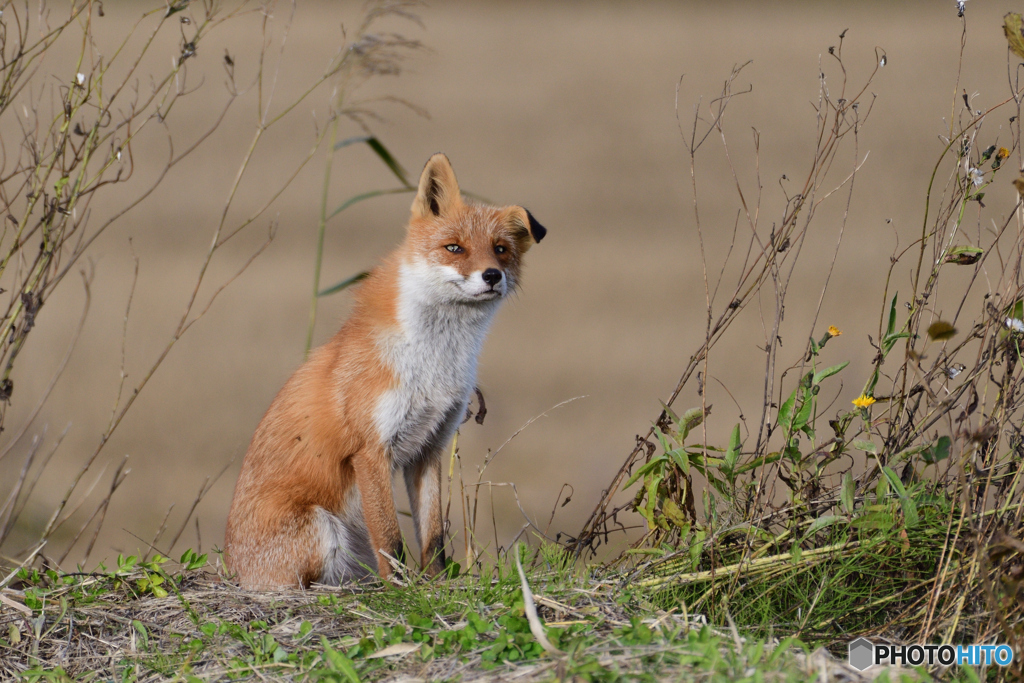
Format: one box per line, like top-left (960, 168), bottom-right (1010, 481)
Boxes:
top-left (828, 325), bottom-right (842, 337)
top-left (997, 147), bottom-right (1011, 160)
top-left (852, 394), bottom-right (876, 409)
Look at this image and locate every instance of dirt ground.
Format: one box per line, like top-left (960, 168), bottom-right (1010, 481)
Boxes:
top-left (0, 0), bottom-right (1018, 568)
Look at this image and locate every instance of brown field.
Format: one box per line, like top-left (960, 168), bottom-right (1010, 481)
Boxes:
top-left (0, 0), bottom-right (1016, 568)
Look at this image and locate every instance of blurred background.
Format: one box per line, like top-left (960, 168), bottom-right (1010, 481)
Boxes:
top-left (1, 0), bottom-right (1019, 568)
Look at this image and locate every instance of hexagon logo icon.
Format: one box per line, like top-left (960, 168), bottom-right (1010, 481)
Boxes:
top-left (848, 637), bottom-right (874, 671)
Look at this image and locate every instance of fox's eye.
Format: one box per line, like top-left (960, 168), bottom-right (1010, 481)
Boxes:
top-left (445, 244), bottom-right (463, 253)
top-left (494, 244), bottom-right (507, 255)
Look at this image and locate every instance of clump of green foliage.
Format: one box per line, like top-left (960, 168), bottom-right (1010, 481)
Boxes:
top-left (571, 14), bottom-right (1024, 682)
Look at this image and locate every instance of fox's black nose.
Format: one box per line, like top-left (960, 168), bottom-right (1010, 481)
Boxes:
top-left (482, 268), bottom-right (503, 286)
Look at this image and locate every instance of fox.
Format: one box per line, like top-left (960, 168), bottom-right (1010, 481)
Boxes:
top-left (224, 153), bottom-right (546, 589)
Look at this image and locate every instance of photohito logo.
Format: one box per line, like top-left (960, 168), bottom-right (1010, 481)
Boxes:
top-left (848, 638), bottom-right (1014, 671)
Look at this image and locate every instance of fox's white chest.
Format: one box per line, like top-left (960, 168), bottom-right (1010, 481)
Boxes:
top-left (373, 263), bottom-right (499, 464)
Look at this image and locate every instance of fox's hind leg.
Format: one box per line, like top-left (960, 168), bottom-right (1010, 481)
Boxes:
top-left (316, 493), bottom-right (378, 584)
top-left (225, 505), bottom-right (328, 589)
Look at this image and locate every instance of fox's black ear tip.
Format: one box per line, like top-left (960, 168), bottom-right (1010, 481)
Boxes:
top-left (525, 209), bottom-right (547, 243)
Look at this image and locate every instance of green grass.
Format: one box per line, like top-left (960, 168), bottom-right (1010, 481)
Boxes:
top-left (0, 545), bottom-right (937, 682)
top-left (634, 486), bottom-right (956, 644)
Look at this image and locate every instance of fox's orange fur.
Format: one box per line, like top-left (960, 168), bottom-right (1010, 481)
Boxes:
top-left (224, 154), bottom-right (546, 588)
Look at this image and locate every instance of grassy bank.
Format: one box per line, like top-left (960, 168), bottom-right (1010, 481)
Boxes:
top-left (0, 547), bottom-right (914, 682)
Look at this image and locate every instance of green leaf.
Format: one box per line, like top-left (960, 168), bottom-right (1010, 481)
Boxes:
top-left (325, 135), bottom-right (418, 220)
top-left (678, 406), bottom-right (707, 442)
top-left (875, 474), bottom-right (889, 501)
top-left (793, 392), bottom-right (814, 432)
top-left (900, 495), bottom-right (919, 528)
top-left (734, 450), bottom-right (784, 474)
top-left (927, 320), bottom-right (958, 341)
top-left (851, 509), bottom-right (893, 531)
top-left (923, 435), bottom-right (951, 464)
top-left (659, 401), bottom-right (680, 428)
top-left (623, 454), bottom-right (666, 489)
top-left (864, 368), bottom-right (881, 397)
top-left (886, 293), bottom-right (898, 338)
top-left (881, 466), bottom-right (907, 499)
top-left (812, 361), bottom-right (849, 385)
top-left (643, 476), bottom-right (661, 528)
top-left (686, 444), bottom-right (724, 453)
top-left (178, 549), bottom-right (207, 570)
top-left (662, 499), bottom-right (688, 527)
top-left (852, 439), bottom-right (877, 454)
top-left (840, 472), bottom-right (855, 514)
top-left (723, 423), bottom-right (741, 475)
top-left (654, 426), bottom-right (675, 457)
top-left (333, 133), bottom-right (374, 149)
top-left (321, 637), bottom-right (361, 682)
top-left (777, 387), bottom-right (798, 430)
top-left (882, 332), bottom-right (911, 354)
top-left (334, 135), bottom-right (413, 188)
top-left (891, 444), bottom-right (929, 463)
top-left (133, 620), bottom-right (149, 649)
top-left (689, 530), bottom-right (706, 570)
top-left (329, 187), bottom-right (415, 219)
top-left (666, 447), bottom-right (690, 475)
top-left (944, 245), bottom-right (983, 265)
top-left (802, 514), bottom-right (846, 540)
top-left (879, 297), bottom-right (909, 352)
top-left (1005, 13), bottom-right (1024, 60)
top-left (445, 558), bottom-right (461, 579)
top-left (682, 450), bottom-right (725, 476)
top-left (880, 466), bottom-right (919, 528)
top-left (318, 271), bottom-right (370, 298)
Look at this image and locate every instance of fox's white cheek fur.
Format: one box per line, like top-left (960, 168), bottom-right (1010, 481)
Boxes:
top-left (423, 261), bottom-right (464, 301)
top-left (408, 258), bottom-right (508, 301)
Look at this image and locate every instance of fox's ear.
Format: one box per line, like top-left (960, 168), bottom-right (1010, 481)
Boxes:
top-left (412, 153), bottom-right (461, 220)
top-left (504, 207), bottom-right (547, 252)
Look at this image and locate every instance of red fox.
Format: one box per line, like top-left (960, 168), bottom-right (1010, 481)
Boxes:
top-left (224, 153), bottom-right (546, 588)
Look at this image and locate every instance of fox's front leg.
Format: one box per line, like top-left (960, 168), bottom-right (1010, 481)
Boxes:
top-left (403, 450), bottom-right (446, 576)
top-left (352, 447), bottom-right (404, 580)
